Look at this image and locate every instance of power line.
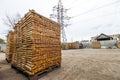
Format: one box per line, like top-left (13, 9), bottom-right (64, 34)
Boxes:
top-left (71, 11), bottom-right (119, 24)
top-left (72, 0), bottom-right (120, 18)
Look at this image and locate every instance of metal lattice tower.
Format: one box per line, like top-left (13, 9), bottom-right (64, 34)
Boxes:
top-left (50, 0), bottom-right (71, 42)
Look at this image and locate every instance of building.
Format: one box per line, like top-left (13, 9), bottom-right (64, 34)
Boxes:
top-left (80, 40), bottom-right (91, 48)
top-left (91, 33), bottom-right (118, 48)
top-left (91, 33), bottom-right (120, 41)
top-left (0, 44), bottom-right (6, 52)
top-left (96, 33), bottom-right (113, 41)
top-left (109, 34), bottom-right (120, 41)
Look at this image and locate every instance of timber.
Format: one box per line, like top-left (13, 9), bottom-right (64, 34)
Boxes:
top-left (11, 9), bottom-right (61, 78)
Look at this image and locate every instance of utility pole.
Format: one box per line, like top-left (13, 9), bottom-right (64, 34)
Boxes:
top-left (50, 0), bottom-right (71, 42)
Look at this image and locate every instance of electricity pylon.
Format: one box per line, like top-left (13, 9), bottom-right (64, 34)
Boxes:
top-left (50, 0), bottom-right (71, 42)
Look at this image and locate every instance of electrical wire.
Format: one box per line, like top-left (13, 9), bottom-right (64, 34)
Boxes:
top-left (71, 12), bottom-right (119, 24)
top-left (72, 0), bottom-right (120, 18)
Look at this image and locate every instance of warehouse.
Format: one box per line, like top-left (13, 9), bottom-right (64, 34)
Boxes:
top-left (91, 33), bottom-right (118, 48)
top-left (91, 33), bottom-right (120, 41)
top-left (95, 33), bottom-right (113, 41)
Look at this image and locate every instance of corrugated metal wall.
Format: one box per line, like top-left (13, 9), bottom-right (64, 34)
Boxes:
top-left (81, 40), bottom-right (117, 49)
top-left (100, 40), bottom-right (117, 48)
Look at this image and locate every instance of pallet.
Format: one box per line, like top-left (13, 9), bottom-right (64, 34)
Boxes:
top-left (11, 64), bottom-right (61, 80)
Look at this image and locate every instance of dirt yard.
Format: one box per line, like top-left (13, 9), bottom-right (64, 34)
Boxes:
top-left (0, 49), bottom-right (120, 80)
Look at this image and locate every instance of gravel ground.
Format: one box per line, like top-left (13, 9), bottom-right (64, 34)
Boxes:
top-left (0, 49), bottom-right (120, 80)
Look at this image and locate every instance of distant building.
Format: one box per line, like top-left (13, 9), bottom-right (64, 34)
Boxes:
top-left (96, 33), bottom-right (113, 41)
top-left (109, 34), bottom-right (120, 41)
top-left (80, 40), bottom-right (91, 48)
top-left (91, 33), bottom-right (119, 48)
top-left (91, 33), bottom-right (120, 41)
top-left (81, 40), bottom-right (90, 42)
top-left (0, 44), bottom-right (6, 52)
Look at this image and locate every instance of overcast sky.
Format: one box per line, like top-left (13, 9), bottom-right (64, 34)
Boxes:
top-left (0, 0), bottom-right (120, 42)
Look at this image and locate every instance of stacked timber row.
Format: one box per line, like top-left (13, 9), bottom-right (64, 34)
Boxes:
top-left (69, 42), bottom-right (79, 49)
top-left (116, 41), bottom-right (120, 48)
top-left (61, 43), bottom-right (69, 50)
top-left (92, 41), bottom-right (101, 49)
top-left (61, 42), bottom-right (80, 50)
top-left (6, 31), bottom-right (14, 62)
top-left (12, 10), bottom-right (61, 76)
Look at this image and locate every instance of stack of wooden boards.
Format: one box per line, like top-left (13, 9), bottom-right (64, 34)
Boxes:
top-left (116, 41), bottom-right (120, 48)
top-left (92, 41), bottom-right (101, 49)
top-left (12, 10), bottom-right (61, 76)
top-left (61, 42), bottom-right (80, 50)
top-left (61, 43), bottom-right (69, 50)
top-left (68, 42), bottom-right (79, 49)
top-left (6, 31), bottom-right (14, 62)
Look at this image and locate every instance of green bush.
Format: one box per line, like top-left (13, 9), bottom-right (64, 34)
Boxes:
top-left (0, 38), bottom-right (5, 44)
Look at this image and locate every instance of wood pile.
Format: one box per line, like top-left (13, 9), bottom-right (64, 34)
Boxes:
top-left (61, 42), bottom-right (80, 50)
top-left (68, 42), bottom-right (79, 49)
top-left (12, 10), bottom-right (61, 75)
top-left (6, 31), bottom-right (14, 62)
top-left (116, 41), bottom-right (120, 48)
top-left (61, 43), bottom-right (69, 50)
top-left (92, 41), bottom-right (101, 49)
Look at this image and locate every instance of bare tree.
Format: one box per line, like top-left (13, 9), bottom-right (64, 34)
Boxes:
top-left (0, 13), bottom-right (21, 41)
top-left (2, 13), bottom-right (21, 29)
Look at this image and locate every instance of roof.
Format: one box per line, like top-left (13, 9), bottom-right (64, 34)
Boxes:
top-left (95, 33), bottom-right (113, 40)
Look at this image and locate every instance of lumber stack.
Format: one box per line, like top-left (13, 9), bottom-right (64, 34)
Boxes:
top-left (6, 31), bottom-right (14, 62)
top-left (61, 42), bottom-right (80, 50)
top-left (61, 43), bottom-right (69, 50)
top-left (116, 41), bottom-right (120, 48)
top-left (92, 41), bottom-right (101, 49)
top-left (68, 42), bottom-right (79, 49)
top-left (12, 10), bottom-right (61, 75)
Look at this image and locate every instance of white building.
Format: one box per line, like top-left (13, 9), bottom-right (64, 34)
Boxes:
top-left (0, 44), bottom-right (6, 52)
